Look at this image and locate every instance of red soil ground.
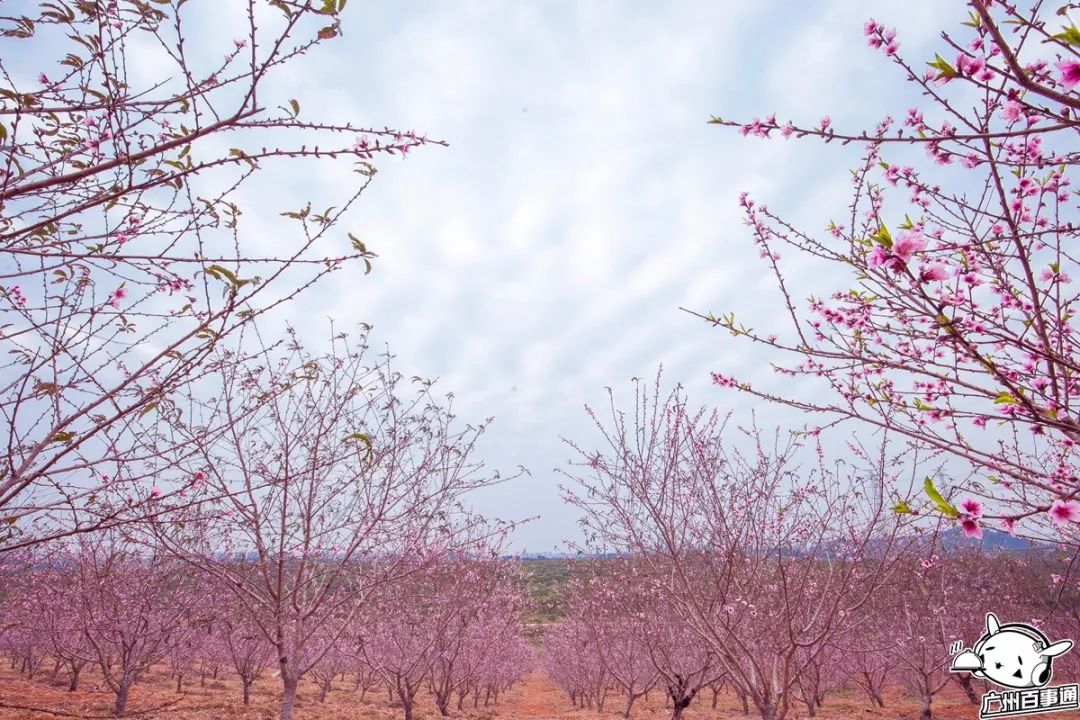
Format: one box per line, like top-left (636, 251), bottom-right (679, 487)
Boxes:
top-left (0, 663), bottom-right (1072, 720)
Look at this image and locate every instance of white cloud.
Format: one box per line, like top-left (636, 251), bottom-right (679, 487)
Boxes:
top-left (163, 0), bottom-right (974, 551)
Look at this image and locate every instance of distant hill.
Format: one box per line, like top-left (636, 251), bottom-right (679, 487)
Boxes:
top-left (936, 526), bottom-right (1049, 552)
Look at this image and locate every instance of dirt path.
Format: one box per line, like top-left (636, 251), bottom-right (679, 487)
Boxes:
top-left (0, 663), bottom-right (1050, 720)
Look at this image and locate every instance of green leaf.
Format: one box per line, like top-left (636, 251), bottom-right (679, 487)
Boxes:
top-left (927, 52), bottom-right (957, 80)
top-left (873, 224), bottom-right (892, 248)
top-left (51, 430), bottom-right (76, 444)
top-left (924, 477), bottom-right (959, 518)
top-left (139, 403), bottom-right (159, 418)
top-left (343, 432), bottom-right (374, 461)
top-left (892, 500), bottom-right (913, 515)
top-left (994, 391), bottom-right (1019, 405)
top-left (1053, 25), bottom-right (1080, 47)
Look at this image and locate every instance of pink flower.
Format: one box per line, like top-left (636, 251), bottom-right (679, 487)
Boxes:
top-left (960, 517), bottom-right (983, 539)
top-left (1052, 573), bottom-right (1065, 585)
top-left (1049, 499), bottom-right (1080, 526)
top-left (1002, 100), bottom-right (1022, 122)
top-left (867, 246), bottom-right (890, 268)
top-left (150, 487), bottom-right (162, 497)
top-left (233, 38), bottom-right (247, 48)
top-left (108, 286), bottom-right (128, 309)
top-left (194, 470), bottom-right (207, 481)
top-left (959, 497), bottom-right (983, 519)
top-left (921, 557), bottom-right (935, 569)
top-left (919, 264), bottom-right (949, 282)
top-left (1056, 60), bottom-right (1080, 91)
top-left (893, 230), bottom-right (928, 262)
top-left (38, 73), bottom-right (50, 86)
top-left (820, 115), bottom-right (832, 131)
top-left (1002, 517), bottom-right (1017, 536)
top-left (956, 54), bottom-right (985, 77)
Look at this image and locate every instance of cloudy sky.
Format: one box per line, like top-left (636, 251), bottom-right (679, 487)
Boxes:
top-left (176, 1), bottom-right (961, 551)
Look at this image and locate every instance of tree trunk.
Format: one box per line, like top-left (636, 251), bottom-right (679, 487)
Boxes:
top-left (113, 680), bottom-right (132, 716)
top-left (954, 675), bottom-right (980, 705)
top-left (737, 688), bottom-right (750, 716)
top-left (753, 697), bottom-right (778, 720)
top-left (623, 690), bottom-right (636, 718)
top-left (176, 673), bottom-right (183, 693)
top-left (402, 695), bottom-right (414, 720)
top-left (671, 697), bottom-right (691, 720)
top-left (50, 659), bottom-right (62, 681)
top-left (243, 677), bottom-right (252, 705)
top-left (921, 694), bottom-right (932, 720)
top-left (712, 687), bottom-right (720, 709)
top-left (280, 674), bottom-right (299, 720)
top-left (435, 691), bottom-right (451, 716)
top-left (67, 664), bottom-right (81, 692)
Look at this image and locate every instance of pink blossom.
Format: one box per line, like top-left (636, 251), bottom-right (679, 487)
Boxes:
top-left (956, 54), bottom-right (985, 77)
top-left (959, 497), bottom-right (983, 519)
top-left (150, 487), bottom-right (162, 497)
top-left (6, 285), bottom-right (27, 307)
top-left (1049, 499), bottom-right (1080, 526)
top-left (233, 38), bottom-right (247, 48)
top-left (1001, 517), bottom-right (1017, 535)
top-left (867, 246), bottom-right (890, 268)
top-left (820, 115), bottom-right (832, 131)
top-left (892, 230), bottom-right (928, 262)
top-left (1052, 573), bottom-right (1065, 585)
top-left (108, 286), bottom-right (128, 309)
top-left (919, 264), bottom-right (949, 282)
top-left (960, 517), bottom-right (983, 539)
top-left (1002, 100), bottom-right (1022, 122)
top-left (1056, 60), bottom-right (1080, 91)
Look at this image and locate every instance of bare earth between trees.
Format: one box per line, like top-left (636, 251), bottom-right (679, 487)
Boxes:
top-left (0, 663), bottom-right (989, 720)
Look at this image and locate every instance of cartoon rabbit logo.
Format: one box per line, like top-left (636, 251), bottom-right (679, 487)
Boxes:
top-left (952, 613), bottom-right (1074, 689)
